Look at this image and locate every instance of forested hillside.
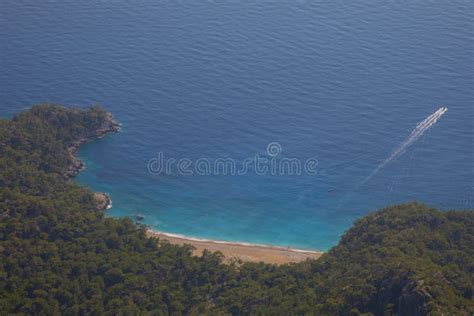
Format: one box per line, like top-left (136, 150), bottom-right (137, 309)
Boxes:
top-left (1, 105), bottom-right (472, 315)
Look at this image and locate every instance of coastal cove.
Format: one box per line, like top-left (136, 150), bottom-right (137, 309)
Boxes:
top-left (67, 113), bottom-right (325, 261)
top-left (1, 99), bottom-right (472, 314)
top-left (70, 121), bottom-right (324, 262)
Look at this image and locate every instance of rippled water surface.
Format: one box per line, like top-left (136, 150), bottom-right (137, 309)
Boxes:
top-left (1, 0), bottom-right (473, 250)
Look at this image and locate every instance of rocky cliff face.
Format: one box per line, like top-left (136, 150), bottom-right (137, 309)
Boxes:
top-left (397, 279), bottom-right (432, 316)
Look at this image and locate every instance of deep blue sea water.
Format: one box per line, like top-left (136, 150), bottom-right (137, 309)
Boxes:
top-left (1, 0), bottom-right (473, 250)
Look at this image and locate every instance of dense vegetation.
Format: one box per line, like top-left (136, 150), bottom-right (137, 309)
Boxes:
top-left (1, 105), bottom-right (472, 315)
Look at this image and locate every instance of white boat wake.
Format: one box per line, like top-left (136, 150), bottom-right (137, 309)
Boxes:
top-left (364, 107), bottom-right (448, 183)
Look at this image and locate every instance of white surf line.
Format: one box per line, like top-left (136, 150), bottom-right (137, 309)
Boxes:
top-left (363, 107), bottom-right (448, 183)
top-left (147, 229), bottom-right (323, 254)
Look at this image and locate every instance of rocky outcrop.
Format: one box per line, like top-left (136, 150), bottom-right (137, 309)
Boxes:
top-left (93, 192), bottom-right (112, 211)
top-left (65, 147), bottom-right (86, 178)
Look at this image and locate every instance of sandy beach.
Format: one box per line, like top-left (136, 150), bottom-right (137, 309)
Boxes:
top-left (146, 230), bottom-right (323, 264)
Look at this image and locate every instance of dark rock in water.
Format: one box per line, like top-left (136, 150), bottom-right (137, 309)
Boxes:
top-left (135, 214), bottom-right (145, 224)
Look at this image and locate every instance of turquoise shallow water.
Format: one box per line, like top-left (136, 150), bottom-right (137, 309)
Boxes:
top-left (1, 0), bottom-right (473, 250)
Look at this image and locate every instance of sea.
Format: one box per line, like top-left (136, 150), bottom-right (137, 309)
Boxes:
top-left (1, 0), bottom-right (472, 250)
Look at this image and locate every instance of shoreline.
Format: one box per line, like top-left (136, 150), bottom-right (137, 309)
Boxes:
top-left (67, 110), bottom-right (120, 211)
top-left (150, 229), bottom-right (322, 254)
top-left (147, 229), bottom-right (323, 264)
